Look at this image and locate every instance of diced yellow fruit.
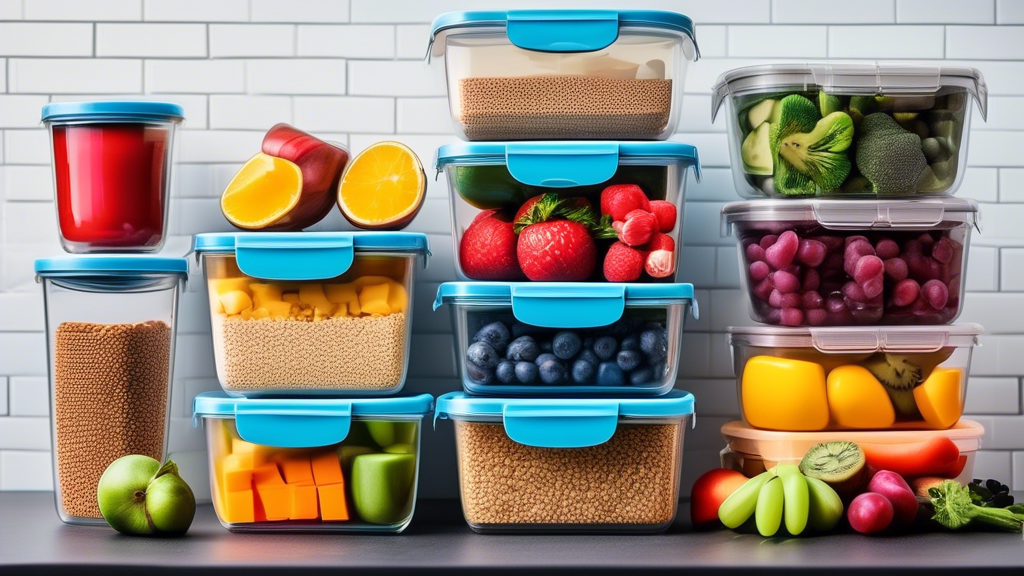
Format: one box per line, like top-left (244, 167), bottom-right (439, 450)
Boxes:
top-left (288, 484), bottom-right (319, 520)
top-left (239, 307), bottom-right (254, 320)
top-left (914, 367), bottom-right (964, 429)
top-left (741, 356), bottom-right (829, 431)
top-left (324, 283), bottom-right (358, 305)
top-left (222, 489), bottom-right (255, 524)
top-left (348, 296), bottom-right (361, 315)
top-left (262, 300), bottom-right (293, 319)
top-left (224, 452), bottom-right (255, 475)
top-left (331, 301), bottom-right (348, 318)
top-left (219, 290), bottom-right (254, 315)
top-left (252, 308), bottom-right (270, 319)
top-left (299, 284), bottom-right (335, 313)
top-left (282, 293), bottom-right (299, 304)
top-left (351, 275), bottom-right (393, 289)
top-left (224, 468), bottom-right (253, 493)
top-left (826, 365), bottom-right (896, 429)
top-left (359, 283), bottom-right (391, 316)
top-left (386, 280), bottom-right (407, 313)
top-left (212, 277), bottom-right (253, 296)
top-left (249, 283), bottom-right (283, 307)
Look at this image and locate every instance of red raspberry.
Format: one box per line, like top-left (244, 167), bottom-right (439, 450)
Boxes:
top-left (603, 241), bottom-right (644, 282)
top-left (600, 184), bottom-right (650, 221)
top-left (648, 200), bottom-right (677, 233)
top-left (617, 209), bottom-right (657, 247)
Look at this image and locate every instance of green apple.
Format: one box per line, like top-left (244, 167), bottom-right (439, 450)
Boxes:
top-left (364, 421), bottom-right (417, 448)
top-left (97, 456), bottom-right (196, 536)
top-left (337, 444), bottom-right (376, 475)
top-left (351, 453), bottom-right (416, 525)
top-left (383, 443), bottom-right (413, 455)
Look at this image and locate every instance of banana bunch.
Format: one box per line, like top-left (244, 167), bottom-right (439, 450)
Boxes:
top-left (718, 463), bottom-right (844, 537)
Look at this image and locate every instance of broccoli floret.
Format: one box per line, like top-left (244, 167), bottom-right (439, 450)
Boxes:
top-left (769, 95), bottom-right (820, 196)
top-left (855, 113), bottom-right (928, 195)
top-left (777, 111), bottom-right (854, 192)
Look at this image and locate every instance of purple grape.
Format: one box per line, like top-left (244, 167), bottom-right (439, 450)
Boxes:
top-left (765, 230), bottom-right (799, 270)
top-left (749, 260), bottom-right (770, 281)
top-left (759, 234), bottom-right (779, 250)
top-left (844, 235), bottom-right (870, 247)
top-left (861, 274), bottom-right (884, 300)
top-left (849, 305), bottom-right (883, 325)
top-left (762, 307), bottom-right (782, 325)
top-left (825, 294), bottom-right (847, 314)
top-left (752, 277), bottom-right (774, 302)
top-left (780, 308), bottom-right (805, 326)
top-left (883, 257), bottom-right (908, 281)
top-left (906, 251), bottom-right (931, 280)
top-left (746, 243), bottom-right (766, 263)
top-left (772, 270), bottom-right (800, 294)
top-left (814, 235), bottom-right (844, 251)
top-left (947, 276), bottom-right (961, 307)
top-left (824, 253), bottom-right (845, 271)
top-left (922, 279), bottom-right (949, 310)
top-left (918, 232), bottom-right (936, 247)
top-left (892, 279), bottom-right (920, 307)
top-left (802, 291), bottom-right (824, 309)
top-left (801, 268), bottom-right (820, 292)
top-left (827, 307), bottom-right (855, 325)
top-left (842, 281), bottom-right (868, 303)
top-left (769, 290), bottom-right (802, 309)
top-left (903, 239), bottom-right (923, 255)
top-left (806, 308), bottom-right (828, 326)
top-left (853, 255), bottom-right (884, 284)
top-left (875, 238), bottom-right (900, 260)
top-left (797, 239), bottom-right (827, 267)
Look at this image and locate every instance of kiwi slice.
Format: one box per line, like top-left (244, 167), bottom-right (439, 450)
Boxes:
top-left (799, 441), bottom-right (867, 496)
top-left (861, 353), bottom-right (924, 417)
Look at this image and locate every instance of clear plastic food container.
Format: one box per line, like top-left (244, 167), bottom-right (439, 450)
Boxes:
top-left (429, 10), bottom-right (698, 140)
top-left (193, 392), bottom-right (433, 533)
top-left (729, 324), bottom-right (982, 431)
top-left (434, 282), bottom-right (697, 396)
top-left (722, 198), bottom-right (979, 326)
top-left (710, 64), bottom-right (986, 198)
top-left (720, 420), bottom-right (984, 484)
top-left (437, 142), bottom-right (700, 282)
top-left (435, 391), bottom-right (694, 533)
top-left (42, 101), bottom-right (184, 253)
top-left (35, 255), bottom-right (187, 525)
top-left (192, 232), bottom-right (429, 396)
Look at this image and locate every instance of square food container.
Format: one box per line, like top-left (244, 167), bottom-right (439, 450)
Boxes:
top-left (435, 391), bottom-right (694, 533)
top-left (35, 255), bottom-right (187, 525)
top-left (720, 420), bottom-right (985, 484)
top-left (437, 141), bottom-right (700, 282)
top-left (429, 10), bottom-right (699, 140)
top-left (722, 198), bottom-right (979, 326)
top-left (729, 324), bottom-right (982, 431)
top-left (42, 101), bottom-right (184, 253)
top-left (435, 282), bottom-right (697, 396)
top-left (193, 393), bottom-right (433, 533)
top-left (710, 64), bottom-right (986, 198)
top-left (192, 232), bottom-right (429, 396)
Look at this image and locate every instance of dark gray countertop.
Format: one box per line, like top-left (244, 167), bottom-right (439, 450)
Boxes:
top-left (2, 492), bottom-right (1023, 575)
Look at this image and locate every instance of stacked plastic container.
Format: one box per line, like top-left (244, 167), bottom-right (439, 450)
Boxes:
top-left (429, 10), bottom-right (701, 533)
top-left (711, 64), bottom-right (988, 477)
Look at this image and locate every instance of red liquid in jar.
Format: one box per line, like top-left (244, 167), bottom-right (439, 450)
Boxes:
top-left (52, 123), bottom-right (170, 249)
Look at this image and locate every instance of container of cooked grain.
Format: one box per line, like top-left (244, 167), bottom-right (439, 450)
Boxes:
top-left (434, 282), bottom-right (697, 396)
top-left (192, 232), bottom-right (429, 396)
top-left (34, 255), bottom-right (187, 525)
top-left (428, 10), bottom-right (699, 140)
top-left (435, 391), bottom-right (694, 533)
top-left (710, 64), bottom-right (986, 198)
top-left (437, 141), bottom-right (701, 282)
top-left (194, 392), bottom-right (433, 532)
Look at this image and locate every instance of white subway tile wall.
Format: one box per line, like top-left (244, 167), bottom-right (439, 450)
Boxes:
top-left (0, 0), bottom-right (1022, 499)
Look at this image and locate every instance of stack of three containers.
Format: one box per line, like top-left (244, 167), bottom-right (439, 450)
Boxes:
top-left (428, 10), bottom-right (703, 533)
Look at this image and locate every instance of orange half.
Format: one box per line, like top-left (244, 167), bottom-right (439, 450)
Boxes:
top-left (337, 141), bottom-right (426, 230)
top-left (221, 153), bottom-right (303, 229)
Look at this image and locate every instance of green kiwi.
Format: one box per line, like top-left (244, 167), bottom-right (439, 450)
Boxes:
top-left (799, 441), bottom-right (867, 496)
top-left (861, 353), bottom-right (923, 417)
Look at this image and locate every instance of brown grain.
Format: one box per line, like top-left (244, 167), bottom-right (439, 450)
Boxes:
top-left (54, 321), bottom-right (171, 519)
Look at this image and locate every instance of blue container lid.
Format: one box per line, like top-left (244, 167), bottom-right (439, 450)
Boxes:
top-left (194, 392), bottom-right (434, 449)
top-left (435, 390), bottom-right (694, 449)
top-left (41, 101), bottom-right (185, 123)
top-left (35, 255), bottom-right (188, 277)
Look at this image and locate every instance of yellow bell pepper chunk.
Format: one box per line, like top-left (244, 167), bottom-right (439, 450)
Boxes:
top-left (741, 356), bottom-right (829, 431)
top-left (826, 365), bottom-right (896, 429)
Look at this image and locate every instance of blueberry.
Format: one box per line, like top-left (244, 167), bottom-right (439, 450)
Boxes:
top-left (506, 336), bottom-right (540, 363)
top-left (571, 359), bottom-right (596, 385)
top-left (616, 350), bottom-right (642, 372)
top-left (552, 331), bottom-right (582, 360)
top-left (620, 334), bottom-right (640, 352)
top-left (466, 342), bottom-right (499, 370)
top-left (535, 353), bottom-right (558, 366)
top-left (512, 322), bottom-right (539, 339)
top-left (593, 336), bottom-right (618, 361)
top-left (629, 367), bottom-right (655, 386)
top-left (597, 362), bottom-right (626, 386)
top-left (582, 336), bottom-right (595, 350)
top-left (540, 340), bottom-right (553, 352)
top-left (473, 322), bottom-right (510, 353)
top-left (577, 349), bottom-right (600, 367)
top-left (640, 329), bottom-right (668, 363)
top-left (515, 361), bottom-right (538, 384)
top-left (539, 360), bottom-right (566, 385)
top-left (495, 360), bottom-right (516, 384)
top-left (466, 361), bottom-right (493, 384)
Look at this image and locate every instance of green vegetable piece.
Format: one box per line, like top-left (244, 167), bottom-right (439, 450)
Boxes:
top-left (929, 480), bottom-right (1024, 533)
top-left (746, 99), bottom-right (776, 131)
top-left (777, 111), bottom-right (854, 192)
top-left (769, 95), bottom-right (820, 196)
top-left (818, 93), bottom-right (845, 116)
top-left (741, 121), bottom-right (773, 176)
top-left (855, 113), bottom-right (929, 195)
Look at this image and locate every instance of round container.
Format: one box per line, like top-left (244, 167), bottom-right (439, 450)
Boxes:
top-left (35, 255), bottom-right (187, 525)
top-left (729, 324), bottom-right (982, 431)
top-left (711, 64), bottom-right (986, 198)
top-left (436, 391), bottom-right (694, 534)
top-left (429, 10), bottom-right (698, 140)
top-left (194, 393), bottom-right (433, 533)
top-left (722, 198), bottom-right (979, 326)
top-left (42, 101), bottom-right (184, 253)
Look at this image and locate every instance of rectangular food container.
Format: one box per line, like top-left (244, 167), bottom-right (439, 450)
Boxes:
top-left (35, 255), bottom-right (187, 525)
top-left (711, 64), bottom-right (986, 198)
top-left (429, 10), bottom-right (699, 140)
top-left (722, 198), bottom-right (979, 326)
top-left (729, 324), bottom-right (982, 431)
top-left (192, 232), bottom-right (429, 396)
top-left (436, 391), bottom-right (694, 533)
top-left (193, 392), bottom-right (433, 533)
top-left (720, 420), bottom-right (984, 484)
top-left (42, 101), bottom-right (184, 253)
top-left (435, 282), bottom-right (697, 396)
top-left (437, 142), bottom-right (700, 282)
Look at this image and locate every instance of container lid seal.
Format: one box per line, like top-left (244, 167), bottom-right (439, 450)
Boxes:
top-left (728, 323), bottom-right (982, 353)
top-left (41, 101), bottom-right (185, 123)
top-left (721, 198), bottom-right (979, 233)
top-left (35, 255), bottom-right (188, 277)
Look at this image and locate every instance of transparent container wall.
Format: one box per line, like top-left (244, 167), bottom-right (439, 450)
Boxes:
top-left (448, 301), bottom-right (688, 395)
top-left (452, 416), bottom-right (687, 533)
top-left (733, 221), bottom-right (972, 326)
top-left (442, 30), bottom-right (692, 140)
top-left (203, 416), bottom-right (422, 533)
top-left (201, 252), bottom-right (416, 395)
top-left (721, 448), bottom-right (975, 485)
top-left (41, 274), bottom-right (181, 525)
top-left (446, 162), bottom-right (687, 282)
top-left (724, 88), bottom-right (972, 198)
top-left (732, 343), bottom-right (975, 431)
top-left (46, 119), bottom-right (178, 253)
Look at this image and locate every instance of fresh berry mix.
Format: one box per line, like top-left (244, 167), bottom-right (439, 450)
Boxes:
top-left (739, 226), bottom-right (964, 326)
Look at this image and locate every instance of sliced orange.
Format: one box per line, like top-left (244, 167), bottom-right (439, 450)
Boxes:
top-left (337, 141), bottom-right (426, 230)
top-left (221, 153), bottom-right (303, 229)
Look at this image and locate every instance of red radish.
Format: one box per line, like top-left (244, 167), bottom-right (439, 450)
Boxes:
top-left (867, 470), bottom-right (918, 525)
top-left (848, 493), bottom-right (894, 535)
top-left (861, 437), bottom-right (960, 479)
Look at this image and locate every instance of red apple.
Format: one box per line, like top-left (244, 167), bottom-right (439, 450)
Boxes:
top-left (690, 468), bottom-right (748, 529)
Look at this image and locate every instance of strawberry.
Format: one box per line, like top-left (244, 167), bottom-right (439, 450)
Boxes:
top-left (643, 232), bottom-right (675, 253)
top-left (600, 184), bottom-right (650, 221)
top-left (514, 193), bottom-right (612, 281)
top-left (643, 233), bottom-right (676, 279)
top-left (618, 209), bottom-right (658, 246)
top-left (648, 200), bottom-right (677, 233)
top-left (459, 209), bottom-right (524, 280)
top-left (514, 194), bottom-right (591, 223)
top-left (604, 241), bottom-right (644, 282)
